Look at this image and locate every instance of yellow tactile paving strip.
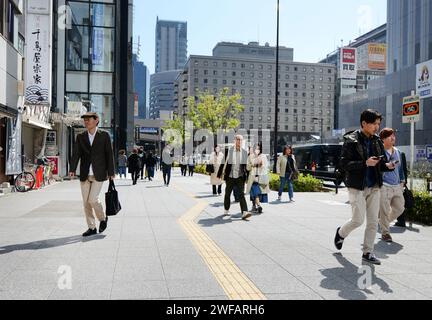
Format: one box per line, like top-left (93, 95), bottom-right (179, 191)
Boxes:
top-left (173, 184), bottom-right (267, 300)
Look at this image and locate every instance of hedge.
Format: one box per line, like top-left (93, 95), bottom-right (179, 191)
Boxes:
top-left (269, 173), bottom-right (324, 193)
top-left (194, 166), bottom-right (324, 192)
top-left (406, 191), bottom-right (432, 226)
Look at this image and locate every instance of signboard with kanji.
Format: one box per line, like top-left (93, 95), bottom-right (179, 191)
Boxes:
top-left (25, 0), bottom-right (52, 106)
top-left (402, 95), bottom-right (420, 123)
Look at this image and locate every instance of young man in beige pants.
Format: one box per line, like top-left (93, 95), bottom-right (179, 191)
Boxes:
top-left (70, 112), bottom-right (115, 237)
top-left (334, 110), bottom-right (395, 265)
top-left (378, 128), bottom-right (406, 243)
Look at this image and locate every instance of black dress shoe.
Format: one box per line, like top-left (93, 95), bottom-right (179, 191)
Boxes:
top-left (82, 229), bottom-right (97, 237)
top-left (99, 217), bottom-right (108, 233)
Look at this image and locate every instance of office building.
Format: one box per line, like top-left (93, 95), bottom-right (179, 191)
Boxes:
top-left (338, 0), bottom-right (432, 150)
top-left (133, 54), bottom-right (149, 120)
top-left (52, 0), bottom-right (134, 176)
top-left (155, 18), bottom-right (187, 73)
top-left (176, 42), bottom-right (336, 145)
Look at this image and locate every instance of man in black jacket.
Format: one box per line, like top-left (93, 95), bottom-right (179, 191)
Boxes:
top-left (334, 110), bottom-right (395, 265)
top-left (70, 112), bottom-right (115, 237)
top-left (217, 135), bottom-right (251, 220)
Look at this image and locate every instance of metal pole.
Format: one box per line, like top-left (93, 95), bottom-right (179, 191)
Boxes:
top-left (273, 0), bottom-right (280, 173)
top-left (410, 121), bottom-right (415, 190)
top-left (409, 90), bottom-right (415, 191)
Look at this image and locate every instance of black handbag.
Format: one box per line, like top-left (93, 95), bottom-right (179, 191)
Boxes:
top-left (403, 186), bottom-right (415, 209)
top-left (206, 164), bottom-right (215, 174)
top-left (105, 179), bottom-right (122, 216)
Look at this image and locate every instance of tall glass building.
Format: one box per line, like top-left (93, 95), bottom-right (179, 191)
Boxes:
top-left (155, 18), bottom-right (187, 73)
top-left (52, 0), bottom-right (134, 176)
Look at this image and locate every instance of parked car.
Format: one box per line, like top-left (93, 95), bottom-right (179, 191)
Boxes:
top-left (293, 144), bottom-right (344, 186)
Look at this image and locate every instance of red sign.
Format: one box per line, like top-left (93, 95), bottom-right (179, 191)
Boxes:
top-left (47, 156), bottom-right (59, 175)
top-left (342, 49), bottom-right (356, 63)
top-left (403, 102), bottom-right (420, 116)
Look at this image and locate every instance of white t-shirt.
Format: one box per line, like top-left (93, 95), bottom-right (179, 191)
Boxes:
top-left (88, 128), bottom-right (98, 176)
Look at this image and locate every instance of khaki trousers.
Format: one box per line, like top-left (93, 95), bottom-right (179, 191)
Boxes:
top-left (379, 185), bottom-right (405, 236)
top-left (80, 176), bottom-right (105, 230)
top-left (340, 187), bottom-right (380, 254)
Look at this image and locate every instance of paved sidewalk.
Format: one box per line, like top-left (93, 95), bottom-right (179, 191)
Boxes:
top-left (0, 168), bottom-right (431, 300)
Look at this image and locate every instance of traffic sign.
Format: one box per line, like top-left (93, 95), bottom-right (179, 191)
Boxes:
top-left (403, 95), bottom-right (420, 123)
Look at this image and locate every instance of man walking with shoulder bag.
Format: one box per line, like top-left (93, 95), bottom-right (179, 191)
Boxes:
top-left (70, 112), bottom-right (115, 237)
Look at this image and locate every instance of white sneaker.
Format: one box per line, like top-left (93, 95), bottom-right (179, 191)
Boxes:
top-left (277, 196), bottom-right (282, 201)
top-left (242, 212), bottom-right (252, 220)
top-left (224, 210), bottom-right (231, 216)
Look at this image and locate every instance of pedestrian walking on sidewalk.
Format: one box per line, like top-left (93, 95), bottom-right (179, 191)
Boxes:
top-left (146, 152), bottom-right (157, 181)
top-left (217, 135), bottom-right (251, 220)
top-left (188, 154), bottom-right (195, 177)
top-left (180, 155), bottom-right (188, 177)
top-left (276, 146), bottom-right (299, 202)
top-left (334, 110), bottom-right (396, 265)
top-left (128, 149), bottom-right (141, 185)
top-left (378, 128), bottom-right (406, 243)
top-left (210, 145), bottom-right (224, 196)
top-left (162, 145), bottom-right (173, 186)
top-left (117, 150), bottom-right (127, 179)
top-left (246, 143), bottom-right (269, 214)
top-left (395, 151), bottom-right (409, 228)
top-left (138, 148), bottom-right (146, 180)
top-left (70, 112), bottom-right (114, 237)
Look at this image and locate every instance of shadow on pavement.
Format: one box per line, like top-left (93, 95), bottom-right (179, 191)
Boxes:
top-left (210, 202), bottom-right (225, 208)
top-left (196, 195), bottom-right (220, 199)
top-left (319, 253), bottom-right (392, 300)
top-left (198, 214), bottom-right (246, 227)
top-left (0, 235), bottom-right (106, 255)
top-left (374, 240), bottom-right (404, 259)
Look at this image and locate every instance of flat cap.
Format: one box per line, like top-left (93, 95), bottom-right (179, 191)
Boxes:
top-left (81, 112), bottom-right (99, 119)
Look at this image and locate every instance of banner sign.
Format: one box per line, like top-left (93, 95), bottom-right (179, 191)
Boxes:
top-left (25, 0), bottom-right (52, 105)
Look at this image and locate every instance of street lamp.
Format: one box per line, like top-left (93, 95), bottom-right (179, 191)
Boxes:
top-left (273, 0), bottom-right (280, 173)
top-left (312, 117), bottom-right (323, 144)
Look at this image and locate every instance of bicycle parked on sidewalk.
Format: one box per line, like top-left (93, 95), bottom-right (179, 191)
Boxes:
top-left (14, 157), bottom-right (55, 193)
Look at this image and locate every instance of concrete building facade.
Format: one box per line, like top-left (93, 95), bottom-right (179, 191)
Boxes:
top-left (0, 0), bottom-right (24, 185)
top-left (176, 42), bottom-right (336, 145)
top-left (149, 70), bottom-right (182, 120)
top-left (338, 0), bottom-right (432, 150)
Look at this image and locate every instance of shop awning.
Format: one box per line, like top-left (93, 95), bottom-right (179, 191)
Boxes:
top-left (23, 119), bottom-right (53, 130)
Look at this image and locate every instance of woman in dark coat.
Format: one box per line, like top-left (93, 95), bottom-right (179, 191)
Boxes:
top-left (128, 149), bottom-right (141, 185)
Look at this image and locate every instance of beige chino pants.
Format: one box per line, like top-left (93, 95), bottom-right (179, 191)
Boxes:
top-left (379, 185), bottom-right (405, 236)
top-left (80, 176), bottom-right (106, 230)
top-left (340, 187), bottom-right (380, 254)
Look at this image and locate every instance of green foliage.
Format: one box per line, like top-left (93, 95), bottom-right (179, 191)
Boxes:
top-left (194, 164), bottom-right (210, 176)
top-left (187, 88), bottom-right (245, 134)
top-left (406, 191), bottom-right (432, 226)
top-left (269, 173), bottom-right (324, 192)
top-left (162, 116), bottom-right (191, 147)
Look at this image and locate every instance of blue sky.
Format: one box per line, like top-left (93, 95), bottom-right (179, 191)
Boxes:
top-left (134, 0), bottom-right (387, 74)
